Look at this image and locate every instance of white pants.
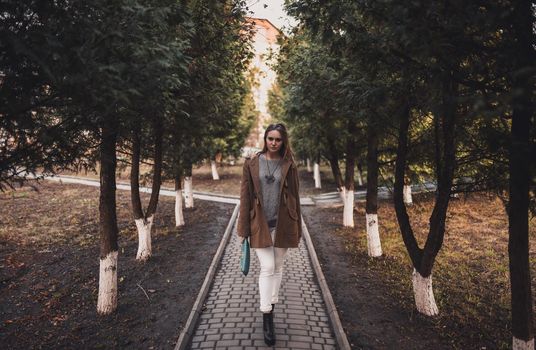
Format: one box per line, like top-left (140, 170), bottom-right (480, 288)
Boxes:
top-left (255, 229), bottom-right (288, 313)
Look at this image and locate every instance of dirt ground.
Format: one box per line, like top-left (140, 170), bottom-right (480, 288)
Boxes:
top-left (0, 182), bottom-right (234, 349)
top-left (302, 193), bottom-right (536, 349)
top-left (2, 163), bottom-right (534, 349)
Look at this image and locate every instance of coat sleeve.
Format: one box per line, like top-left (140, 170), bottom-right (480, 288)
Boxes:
top-left (292, 164), bottom-right (303, 239)
top-left (237, 159), bottom-right (251, 238)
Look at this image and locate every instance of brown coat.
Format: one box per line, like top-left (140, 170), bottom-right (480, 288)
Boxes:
top-left (237, 154), bottom-right (302, 248)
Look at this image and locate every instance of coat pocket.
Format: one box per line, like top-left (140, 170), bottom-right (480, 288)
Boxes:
top-left (286, 193), bottom-right (298, 221)
top-left (288, 207), bottom-right (298, 221)
top-left (250, 208), bottom-right (261, 235)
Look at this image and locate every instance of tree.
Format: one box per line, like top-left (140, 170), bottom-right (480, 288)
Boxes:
top-left (274, 29), bottom-right (360, 225)
top-left (506, 1), bottom-right (535, 347)
top-left (365, 114), bottom-right (382, 257)
top-left (0, 1), bottom-right (93, 189)
top-left (285, 0), bottom-right (467, 316)
top-left (1, 0), bottom-right (193, 314)
top-left (172, 0), bottom-right (253, 208)
top-left (123, 2), bottom-right (191, 261)
top-left (130, 119), bottom-right (163, 261)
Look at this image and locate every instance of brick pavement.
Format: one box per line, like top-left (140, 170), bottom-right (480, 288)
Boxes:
top-left (188, 223), bottom-right (338, 350)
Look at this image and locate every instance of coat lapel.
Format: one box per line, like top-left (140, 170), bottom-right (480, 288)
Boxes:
top-left (279, 158), bottom-right (292, 196)
top-left (249, 155), bottom-right (262, 202)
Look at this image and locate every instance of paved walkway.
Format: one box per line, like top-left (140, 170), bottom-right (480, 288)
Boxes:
top-left (188, 224), bottom-right (338, 350)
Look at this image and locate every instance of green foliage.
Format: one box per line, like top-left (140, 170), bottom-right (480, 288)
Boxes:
top-left (0, 1), bottom-right (92, 188)
top-left (285, 0), bottom-right (535, 205)
top-left (172, 0), bottom-right (254, 171)
top-left (0, 0), bottom-right (193, 189)
top-left (273, 28), bottom-right (353, 161)
top-left (284, 3), bottom-right (535, 342)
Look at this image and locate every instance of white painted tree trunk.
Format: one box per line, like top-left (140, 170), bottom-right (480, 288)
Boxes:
top-left (175, 190), bottom-right (185, 227)
top-left (513, 337), bottom-right (535, 350)
top-left (97, 251), bottom-right (118, 315)
top-left (343, 189), bottom-right (354, 227)
top-left (412, 269), bottom-right (439, 316)
top-left (210, 160), bottom-right (220, 180)
top-left (184, 176), bottom-right (194, 208)
top-left (365, 213), bottom-right (382, 257)
top-left (306, 158), bottom-right (312, 172)
top-left (314, 162), bottom-right (321, 189)
top-left (357, 171), bottom-right (363, 186)
top-left (135, 216), bottom-right (153, 261)
top-left (403, 185), bottom-right (413, 205)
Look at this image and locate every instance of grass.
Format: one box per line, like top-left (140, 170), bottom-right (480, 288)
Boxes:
top-left (0, 181), bottom-right (234, 350)
top-left (0, 182), bottom-right (172, 247)
top-left (337, 192), bottom-right (535, 348)
top-left (52, 160), bottom-right (534, 347)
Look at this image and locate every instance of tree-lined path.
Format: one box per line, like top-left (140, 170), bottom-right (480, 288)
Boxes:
top-left (41, 174), bottom-right (347, 349)
top-left (2, 0), bottom-right (534, 348)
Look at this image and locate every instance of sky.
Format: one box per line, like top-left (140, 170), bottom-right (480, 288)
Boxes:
top-left (246, 0), bottom-right (297, 32)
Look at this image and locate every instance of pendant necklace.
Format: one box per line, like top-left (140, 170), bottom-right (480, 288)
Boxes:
top-left (265, 155), bottom-right (281, 184)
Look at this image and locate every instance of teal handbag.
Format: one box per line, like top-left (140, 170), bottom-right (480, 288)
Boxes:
top-left (240, 238), bottom-right (250, 276)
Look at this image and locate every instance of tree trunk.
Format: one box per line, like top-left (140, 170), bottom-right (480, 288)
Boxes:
top-left (365, 122), bottom-right (382, 257)
top-left (97, 120), bottom-right (119, 315)
top-left (211, 159), bottom-right (220, 180)
top-left (510, 103), bottom-right (533, 349)
top-left (412, 269), bottom-right (439, 316)
top-left (395, 77), bottom-right (457, 316)
top-left (314, 155), bottom-right (322, 189)
top-left (433, 108), bottom-right (442, 185)
top-left (393, 102), bottom-right (440, 316)
top-left (139, 121), bottom-right (163, 261)
top-left (327, 135), bottom-right (345, 198)
top-left (356, 161), bottom-right (364, 187)
top-left (394, 105), bottom-right (422, 267)
top-left (130, 128), bottom-right (144, 220)
top-left (306, 158), bottom-right (312, 172)
top-left (509, 2), bottom-right (534, 347)
top-left (146, 120), bottom-right (163, 218)
top-left (403, 184), bottom-right (413, 205)
top-left (130, 121), bottom-right (163, 262)
top-left (184, 162), bottom-right (194, 208)
top-left (130, 129), bottom-right (150, 261)
top-left (342, 189), bottom-right (354, 227)
top-left (174, 173), bottom-right (185, 227)
top-left (422, 77), bottom-right (457, 277)
top-left (343, 120), bottom-right (356, 227)
top-left (135, 216), bottom-right (153, 260)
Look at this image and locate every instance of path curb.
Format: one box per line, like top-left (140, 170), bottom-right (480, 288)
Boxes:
top-left (301, 220), bottom-right (352, 350)
top-left (173, 204), bottom-right (240, 350)
top-left (43, 175), bottom-right (240, 204)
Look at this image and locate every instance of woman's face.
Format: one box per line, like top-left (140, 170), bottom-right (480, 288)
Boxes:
top-left (266, 130), bottom-right (283, 154)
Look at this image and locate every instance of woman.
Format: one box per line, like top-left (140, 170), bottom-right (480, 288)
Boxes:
top-left (237, 123), bottom-right (302, 346)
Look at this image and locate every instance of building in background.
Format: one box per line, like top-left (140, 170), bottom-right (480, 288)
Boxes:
top-left (244, 18), bottom-right (281, 149)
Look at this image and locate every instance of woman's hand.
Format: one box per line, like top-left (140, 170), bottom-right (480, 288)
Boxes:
top-left (238, 236), bottom-right (246, 244)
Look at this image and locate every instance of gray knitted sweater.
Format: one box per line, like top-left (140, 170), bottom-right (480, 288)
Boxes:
top-left (259, 154), bottom-right (282, 228)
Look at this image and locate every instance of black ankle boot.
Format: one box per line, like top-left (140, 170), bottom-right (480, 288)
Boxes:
top-left (263, 312), bottom-right (276, 346)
